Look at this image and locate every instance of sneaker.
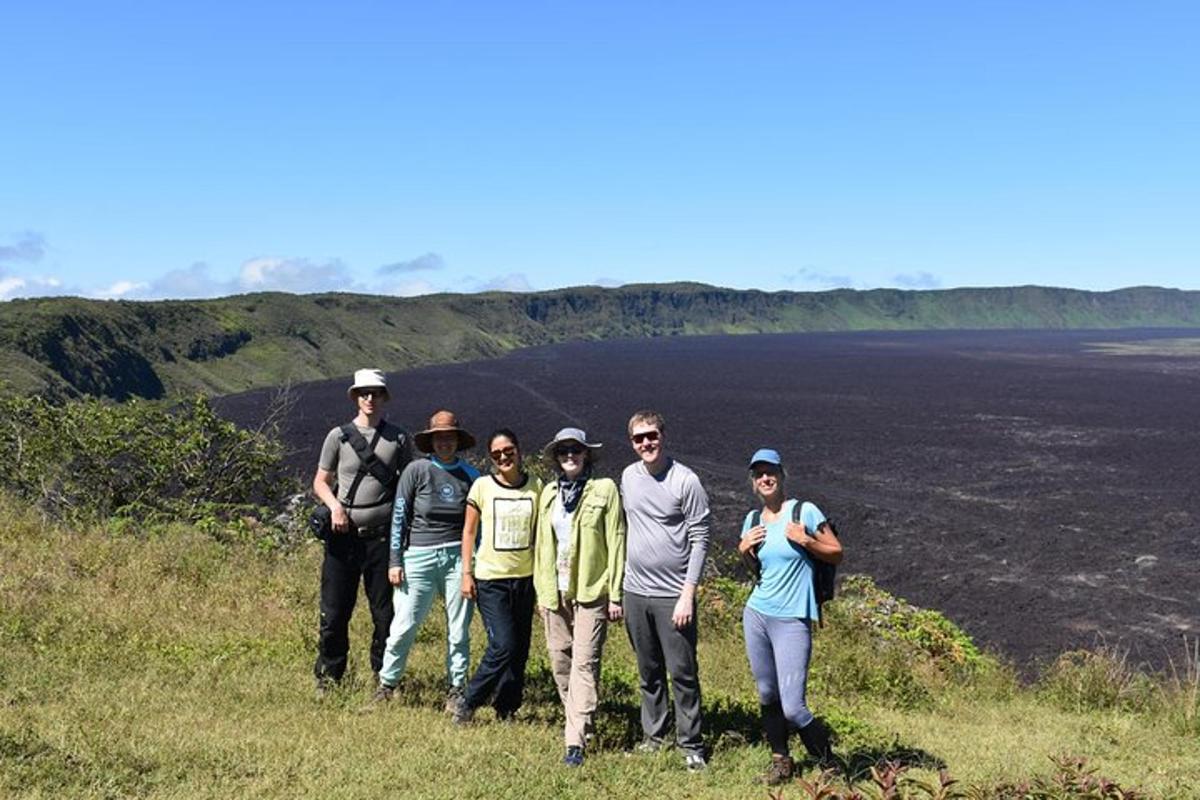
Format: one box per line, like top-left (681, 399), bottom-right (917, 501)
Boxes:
top-left (684, 751), bottom-right (708, 772)
top-left (633, 738), bottom-right (664, 754)
top-left (371, 683), bottom-right (395, 704)
top-left (443, 685), bottom-right (465, 715)
top-left (762, 755), bottom-right (794, 785)
top-left (563, 746), bottom-right (585, 767)
top-left (450, 696), bottom-right (474, 725)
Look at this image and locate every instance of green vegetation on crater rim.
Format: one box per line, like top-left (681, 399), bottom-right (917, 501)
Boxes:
top-left (3, 283), bottom-right (1200, 401)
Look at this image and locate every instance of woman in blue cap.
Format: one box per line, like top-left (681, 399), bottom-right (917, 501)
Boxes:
top-left (737, 448), bottom-right (843, 785)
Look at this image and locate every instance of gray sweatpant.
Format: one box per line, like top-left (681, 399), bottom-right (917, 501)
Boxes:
top-left (623, 591), bottom-right (703, 754)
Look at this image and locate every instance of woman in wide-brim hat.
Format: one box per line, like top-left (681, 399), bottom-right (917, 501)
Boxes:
top-left (374, 409), bottom-right (481, 711)
top-left (532, 427), bottom-right (626, 768)
top-left (737, 448), bottom-right (843, 784)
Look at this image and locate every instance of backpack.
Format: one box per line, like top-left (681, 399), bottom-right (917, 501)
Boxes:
top-left (744, 501), bottom-right (840, 621)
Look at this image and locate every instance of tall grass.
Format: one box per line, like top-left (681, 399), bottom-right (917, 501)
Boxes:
top-left (2, 499), bottom-right (1198, 798)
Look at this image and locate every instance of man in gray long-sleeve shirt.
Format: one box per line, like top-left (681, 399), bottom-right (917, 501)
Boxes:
top-left (621, 409), bottom-right (711, 770)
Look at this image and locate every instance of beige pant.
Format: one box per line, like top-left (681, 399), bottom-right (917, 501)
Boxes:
top-left (543, 596), bottom-right (609, 748)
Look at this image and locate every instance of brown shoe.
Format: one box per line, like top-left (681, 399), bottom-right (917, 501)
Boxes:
top-left (763, 754), bottom-right (794, 785)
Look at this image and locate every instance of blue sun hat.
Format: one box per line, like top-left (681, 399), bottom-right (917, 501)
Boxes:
top-left (748, 448), bottom-right (783, 469)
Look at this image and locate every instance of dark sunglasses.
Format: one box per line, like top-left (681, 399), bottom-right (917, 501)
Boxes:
top-left (489, 446), bottom-right (517, 461)
top-left (355, 389), bottom-right (384, 399)
top-left (631, 430), bottom-right (661, 444)
top-left (554, 444), bottom-right (585, 458)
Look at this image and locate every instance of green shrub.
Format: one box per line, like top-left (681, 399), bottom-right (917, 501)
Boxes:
top-left (0, 394), bottom-right (290, 530)
top-left (1038, 647), bottom-right (1158, 714)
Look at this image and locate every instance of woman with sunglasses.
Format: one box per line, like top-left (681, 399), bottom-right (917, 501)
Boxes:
top-left (533, 428), bottom-right (626, 768)
top-left (452, 429), bottom-right (543, 723)
top-left (738, 448), bottom-right (843, 785)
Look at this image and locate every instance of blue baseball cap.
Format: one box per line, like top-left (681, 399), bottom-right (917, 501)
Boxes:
top-left (748, 448), bottom-right (783, 469)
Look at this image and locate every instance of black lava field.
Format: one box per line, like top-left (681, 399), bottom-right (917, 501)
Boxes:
top-left (215, 329), bottom-right (1200, 671)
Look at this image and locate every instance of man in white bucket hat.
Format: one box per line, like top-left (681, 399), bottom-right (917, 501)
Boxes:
top-left (312, 369), bottom-right (412, 695)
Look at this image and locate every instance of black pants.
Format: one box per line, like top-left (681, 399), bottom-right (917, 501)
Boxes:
top-left (314, 534), bottom-right (393, 683)
top-left (464, 576), bottom-right (534, 715)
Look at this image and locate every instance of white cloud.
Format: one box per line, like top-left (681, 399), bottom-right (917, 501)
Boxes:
top-left (0, 276), bottom-right (25, 298)
top-left (0, 275), bottom-right (68, 301)
top-left (592, 276), bottom-right (624, 288)
top-left (237, 257), bottom-right (356, 293)
top-left (93, 280), bottom-right (150, 299)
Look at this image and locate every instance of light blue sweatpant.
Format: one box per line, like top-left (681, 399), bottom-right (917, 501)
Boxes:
top-left (743, 605), bottom-right (814, 755)
top-left (378, 545), bottom-right (473, 688)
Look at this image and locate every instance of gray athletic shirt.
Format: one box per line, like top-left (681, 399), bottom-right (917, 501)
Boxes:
top-left (621, 458), bottom-right (711, 597)
top-left (389, 457), bottom-right (481, 567)
top-left (318, 421), bottom-right (412, 531)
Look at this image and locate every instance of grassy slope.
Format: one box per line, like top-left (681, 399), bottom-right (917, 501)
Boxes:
top-left (3, 284), bottom-right (1200, 400)
top-left (2, 503), bottom-right (1197, 799)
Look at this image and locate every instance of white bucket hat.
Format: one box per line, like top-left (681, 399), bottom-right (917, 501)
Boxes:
top-left (347, 368), bottom-right (389, 399)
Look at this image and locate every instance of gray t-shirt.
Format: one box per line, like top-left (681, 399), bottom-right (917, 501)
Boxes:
top-left (318, 421), bottom-right (412, 532)
top-left (389, 458), bottom-right (481, 566)
top-left (621, 458), bottom-right (711, 598)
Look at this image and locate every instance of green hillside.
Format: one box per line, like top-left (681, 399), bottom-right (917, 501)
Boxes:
top-left (3, 283), bottom-right (1199, 400)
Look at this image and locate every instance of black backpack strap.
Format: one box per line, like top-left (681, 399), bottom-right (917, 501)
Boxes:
top-left (339, 424), bottom-right (391, 508)
top-left (743, 509), bottom-right (764, 585)
top-left (341, 424), bottom-right (397, 488)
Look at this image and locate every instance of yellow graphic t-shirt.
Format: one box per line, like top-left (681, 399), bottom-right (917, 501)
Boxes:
top-left (467, 473), bottom-right (542, 580)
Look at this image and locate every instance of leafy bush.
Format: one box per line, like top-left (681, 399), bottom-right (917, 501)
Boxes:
top-left (0, 393), bottom-right (291, 530)
top-left (833, 575), bottom-right (987, 673)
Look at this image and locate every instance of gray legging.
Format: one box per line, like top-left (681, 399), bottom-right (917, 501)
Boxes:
top-left (743, 605), bottom-right (814, 755)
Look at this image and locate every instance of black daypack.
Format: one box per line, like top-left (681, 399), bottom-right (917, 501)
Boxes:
top-left (744, 501), bottom-right (840, 620)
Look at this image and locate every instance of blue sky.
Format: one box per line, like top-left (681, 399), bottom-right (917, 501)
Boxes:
top-left (2, 1), bottom-right (1197, 300)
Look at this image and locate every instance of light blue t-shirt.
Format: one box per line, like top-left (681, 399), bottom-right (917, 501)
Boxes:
top-left (742, 499), bottom-right (826, 621)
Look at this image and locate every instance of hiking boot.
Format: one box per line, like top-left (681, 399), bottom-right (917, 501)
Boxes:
top-left (371, 683), bottom-right (395, 704)
top-left (563, 746), bottom-right (585, 767)
top-left (443, 685), bottom-right (465, 715)
top-left (762, 754), bottom-right (794, 785)
top-left (798, 718), bottom-right (837, 770)
top-left (450, 696), bottom-right (474, 725)
top-left (684, 751), bottom-right (708, 772)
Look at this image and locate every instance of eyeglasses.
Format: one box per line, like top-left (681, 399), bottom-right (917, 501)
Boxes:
top-left (752, 468), bottom-right (780, 480)
top-left (554, 444), bottom-right (585, 458)
top-left (630, 430), bottom-right (661, 444)
top-left (356, 389), bottom-right (383, 399)
top-left (489, 446), bottom-right (517, 461)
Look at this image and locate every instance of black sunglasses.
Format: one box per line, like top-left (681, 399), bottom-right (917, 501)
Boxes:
top-left (631, 430), bottom-right (660, 444)
top-left (554, 444), bottom-right (586, 457)
top-left (356, 389), bottom-right (384, 399)
top-left (489, 446), bottom-right (517, 461)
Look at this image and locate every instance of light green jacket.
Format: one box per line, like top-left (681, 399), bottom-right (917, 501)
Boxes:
top-left (534, 477), bottom-right (626, 610)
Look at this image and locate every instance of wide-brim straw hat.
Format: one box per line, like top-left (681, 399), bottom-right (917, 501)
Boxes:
top-left (542, 427), bottom-right (602, 462)
top-left (347, 368), bottom-right (389, 399)
top-left (414, 410), bottom-right (476, 453)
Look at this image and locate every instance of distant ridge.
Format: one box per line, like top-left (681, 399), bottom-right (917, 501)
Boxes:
top-left (2, 283), bottom-right (1199, 401)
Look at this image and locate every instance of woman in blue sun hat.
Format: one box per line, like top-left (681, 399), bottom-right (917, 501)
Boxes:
top-left (737, 448), bottom-right (843, 785)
